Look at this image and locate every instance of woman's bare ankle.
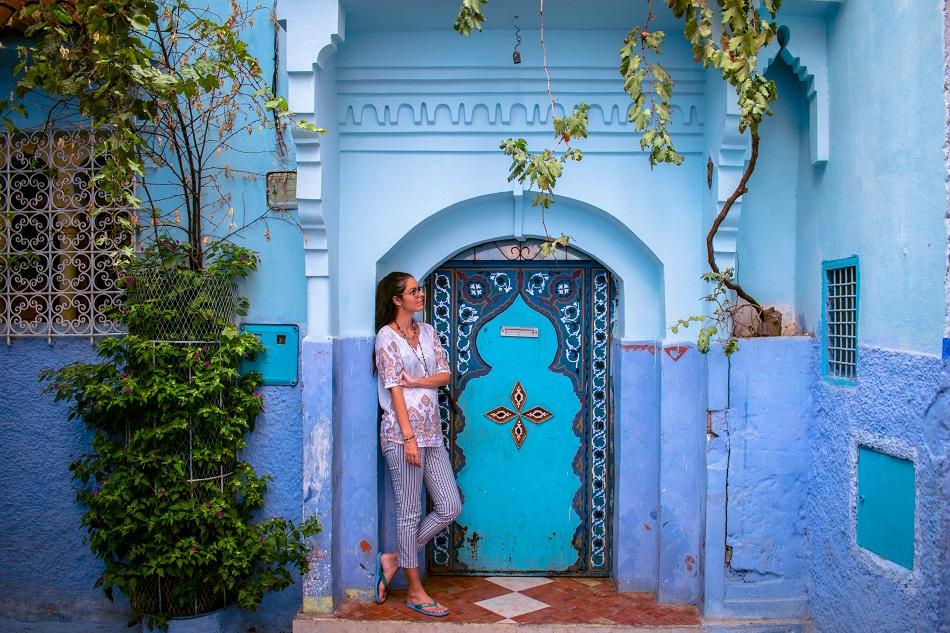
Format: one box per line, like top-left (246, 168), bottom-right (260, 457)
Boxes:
top-left (407, 588), bottom-right (433, 603)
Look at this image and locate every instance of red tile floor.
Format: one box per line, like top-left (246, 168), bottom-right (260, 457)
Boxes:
top-left (333, 576), bottom-right (701, 626)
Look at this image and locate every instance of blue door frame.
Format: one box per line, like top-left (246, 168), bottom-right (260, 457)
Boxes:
top-left (425, 261), bottom-right (615, 576)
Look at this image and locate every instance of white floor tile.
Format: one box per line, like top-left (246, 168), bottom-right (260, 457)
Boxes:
top-left (484, 576), bottom-right (553, 592)
top-left (474, 592), bottom-right (550, 619)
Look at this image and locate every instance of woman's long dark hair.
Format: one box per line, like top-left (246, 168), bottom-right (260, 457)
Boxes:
top-left (373, 271), bottom-right (413, 373)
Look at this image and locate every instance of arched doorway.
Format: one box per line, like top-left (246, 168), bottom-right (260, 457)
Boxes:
top-left (423, 239), bottom-right (615, 576)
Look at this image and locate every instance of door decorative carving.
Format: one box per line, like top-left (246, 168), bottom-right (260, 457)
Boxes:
top-left (426, 262), bottom-right (614, 575)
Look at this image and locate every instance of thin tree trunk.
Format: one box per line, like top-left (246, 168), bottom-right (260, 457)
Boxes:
top-left (706, 132), bottom-right (761, 308)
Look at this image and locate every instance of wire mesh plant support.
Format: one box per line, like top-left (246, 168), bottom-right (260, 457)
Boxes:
top-left (127, 355), bottom-right (239, 619)
top-left (123, 271), bottom-right (240, 619)
top-left (131, 575), bottom-right (228, 619)
top-left (124, 267), bottom-right (238, 342)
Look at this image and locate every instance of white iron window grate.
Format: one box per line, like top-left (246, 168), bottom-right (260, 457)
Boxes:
top-left (0, 130), bottom-right (135, 342)
top-left (824, 263), bottom-right (858, 380)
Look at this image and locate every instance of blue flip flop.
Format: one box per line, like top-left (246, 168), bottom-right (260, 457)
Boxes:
top-left (373, 552), bottom-right (389, 604)
top-left (406, 601), bottom-right (449, 617)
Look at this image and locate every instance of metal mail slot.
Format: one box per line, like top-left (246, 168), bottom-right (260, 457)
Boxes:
top-left (500, 326), bottom-right (539, 338)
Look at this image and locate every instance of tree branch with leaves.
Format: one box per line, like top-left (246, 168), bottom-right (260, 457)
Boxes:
top-left (2, 0), bottom-right (324, 271)
top-left (455, 0), bottom-right (783, 353)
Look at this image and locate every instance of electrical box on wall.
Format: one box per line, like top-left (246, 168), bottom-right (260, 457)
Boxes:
top-left (239, 324), bottom-right (299, 386)
top-left (856, 446), bottom-right (915, 569)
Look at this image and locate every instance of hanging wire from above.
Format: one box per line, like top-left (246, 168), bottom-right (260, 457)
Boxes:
top-left (512, 15), bottom-right (522, 64)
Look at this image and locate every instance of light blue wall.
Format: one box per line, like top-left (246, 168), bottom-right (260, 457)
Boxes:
top-left (737, 62), bottom-right (804, 319)
top-left (331, 29), bottom-right (706, 340)
top-left (209, 14), bottom-right (306, 327)
top-left (789, 0), bottom-right (945, 353)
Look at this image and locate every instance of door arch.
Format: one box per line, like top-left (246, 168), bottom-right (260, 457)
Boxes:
top-left (375, 191), bottom-right (664, 340)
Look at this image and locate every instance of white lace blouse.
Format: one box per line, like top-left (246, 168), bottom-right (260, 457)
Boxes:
top-left (375, 322), bottom-right (450, 448)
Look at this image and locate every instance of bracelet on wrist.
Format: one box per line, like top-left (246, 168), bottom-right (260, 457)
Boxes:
top-left (403, 433), bottom-right (415, 442)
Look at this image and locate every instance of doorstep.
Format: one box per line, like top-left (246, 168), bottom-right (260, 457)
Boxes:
top-left (293, 576), bottom-right (805, 633)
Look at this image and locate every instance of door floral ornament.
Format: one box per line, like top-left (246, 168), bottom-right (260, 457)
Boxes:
top-left (484, 380), bottom-right (554, 448)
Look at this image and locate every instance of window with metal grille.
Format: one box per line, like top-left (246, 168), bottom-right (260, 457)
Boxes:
top-left (822, 256), bottom-right (859, 383)
top-left (1, 130), bottom-right (135, 342)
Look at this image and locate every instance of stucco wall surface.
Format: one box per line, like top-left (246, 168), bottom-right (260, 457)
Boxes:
top-left (239, 383), bottom-right (305, 632)
top-left (806, 346), bottom-right (947, 633)
top-left (330, 28), bottom-right (706, 340)
top-left (0, 339), bottom-right (128, 626)
top-left (737, 59), bottom-right (804, 325)
top-left (0, 340), bottom-right (307, 632)
top-left (716, 338), bottom-right (812, 618)
top-left (791, 0), bottom-right (946, 354)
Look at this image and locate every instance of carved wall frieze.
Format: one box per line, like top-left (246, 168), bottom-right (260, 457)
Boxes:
top-left (339, 100), bottom-right (701, 130)
top-left (336, 65), bottom-right (706, 142)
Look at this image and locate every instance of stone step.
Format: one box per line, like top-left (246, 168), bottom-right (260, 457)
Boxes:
top-left (292, 615), bottom-right (806, 633)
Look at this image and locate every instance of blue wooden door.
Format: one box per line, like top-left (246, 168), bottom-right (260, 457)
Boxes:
top-left (425, 263), bottom-right (614, 575)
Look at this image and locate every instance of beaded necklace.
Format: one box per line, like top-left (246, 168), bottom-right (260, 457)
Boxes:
top-left (393, 320), bottom-right (430, 376)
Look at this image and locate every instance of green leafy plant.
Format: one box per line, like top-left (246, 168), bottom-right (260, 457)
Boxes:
top-left (3, 0), bottom-right (323, 271)
top-left (671, 268), bottom-right (741, 355)
top-left (456, 0), bottom-right (785, 353)
top-left (40, 242), bottom-right (319, 630)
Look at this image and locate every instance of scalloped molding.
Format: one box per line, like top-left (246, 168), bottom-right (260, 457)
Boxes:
top-left (340, 100), bottom-right (700, 129)
top-left (335, 66), bottom-right (705, 154)
top-left (277, 0), bottom-right (344, 341)
top-left (760, 16), bottom-right (831, 166)
top-left (712, 12), bottom-right (834, 271)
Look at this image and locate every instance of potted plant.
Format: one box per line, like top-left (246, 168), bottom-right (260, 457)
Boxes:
top-left (42, 240), bottom-right (319, 631)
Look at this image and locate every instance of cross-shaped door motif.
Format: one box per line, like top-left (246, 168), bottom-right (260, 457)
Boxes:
top-left (484, 380), bottom-right (554, 449)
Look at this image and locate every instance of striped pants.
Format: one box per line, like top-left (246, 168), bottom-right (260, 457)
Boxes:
top-left (383, 442), bottom-right (462, 569)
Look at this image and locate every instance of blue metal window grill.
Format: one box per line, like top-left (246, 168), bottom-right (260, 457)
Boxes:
top-left (822, 256), bottom-right (859, 383)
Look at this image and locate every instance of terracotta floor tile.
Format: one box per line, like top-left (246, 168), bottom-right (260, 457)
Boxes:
top-left (333, 575), bottom-right (701, 626)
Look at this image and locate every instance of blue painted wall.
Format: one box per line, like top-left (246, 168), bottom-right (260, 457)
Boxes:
top-left (737, 61), bottom-right (804, 325)
top-left (789, 0), bottom-right (944, 354)
top-left (332, 28), bottom-right (706, 340)
top-left (739, 0), bottom-right (946, 355)
top-left (239, 384), bottom-right (305, 632)
top-left (807, 348), bottom-right (946, 633)
top-left (611, 341), bottom-right (660, 593)
top-left (299, 338), bottom-right (335, 613)
top-left (0, 4), bottom-right (309, 630)
top-left (0, 340), bottom-right (128, 626)
top-left (0, 340), bottom-right (306, 632)
top-left (330, 336), bottom-right (378, 603)
top-left (657, 345), bottom-right (706, 604)
top-left (708, 339), bottom-right (813, 619)
top-left (216, 14), bottom-right (306, 328)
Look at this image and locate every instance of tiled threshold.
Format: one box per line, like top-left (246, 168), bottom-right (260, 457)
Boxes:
top-left (293, 576), bottom-right (805, 633)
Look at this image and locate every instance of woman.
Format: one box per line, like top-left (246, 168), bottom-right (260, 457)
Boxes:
top-left (373, 271), bottom-right (461, 617)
